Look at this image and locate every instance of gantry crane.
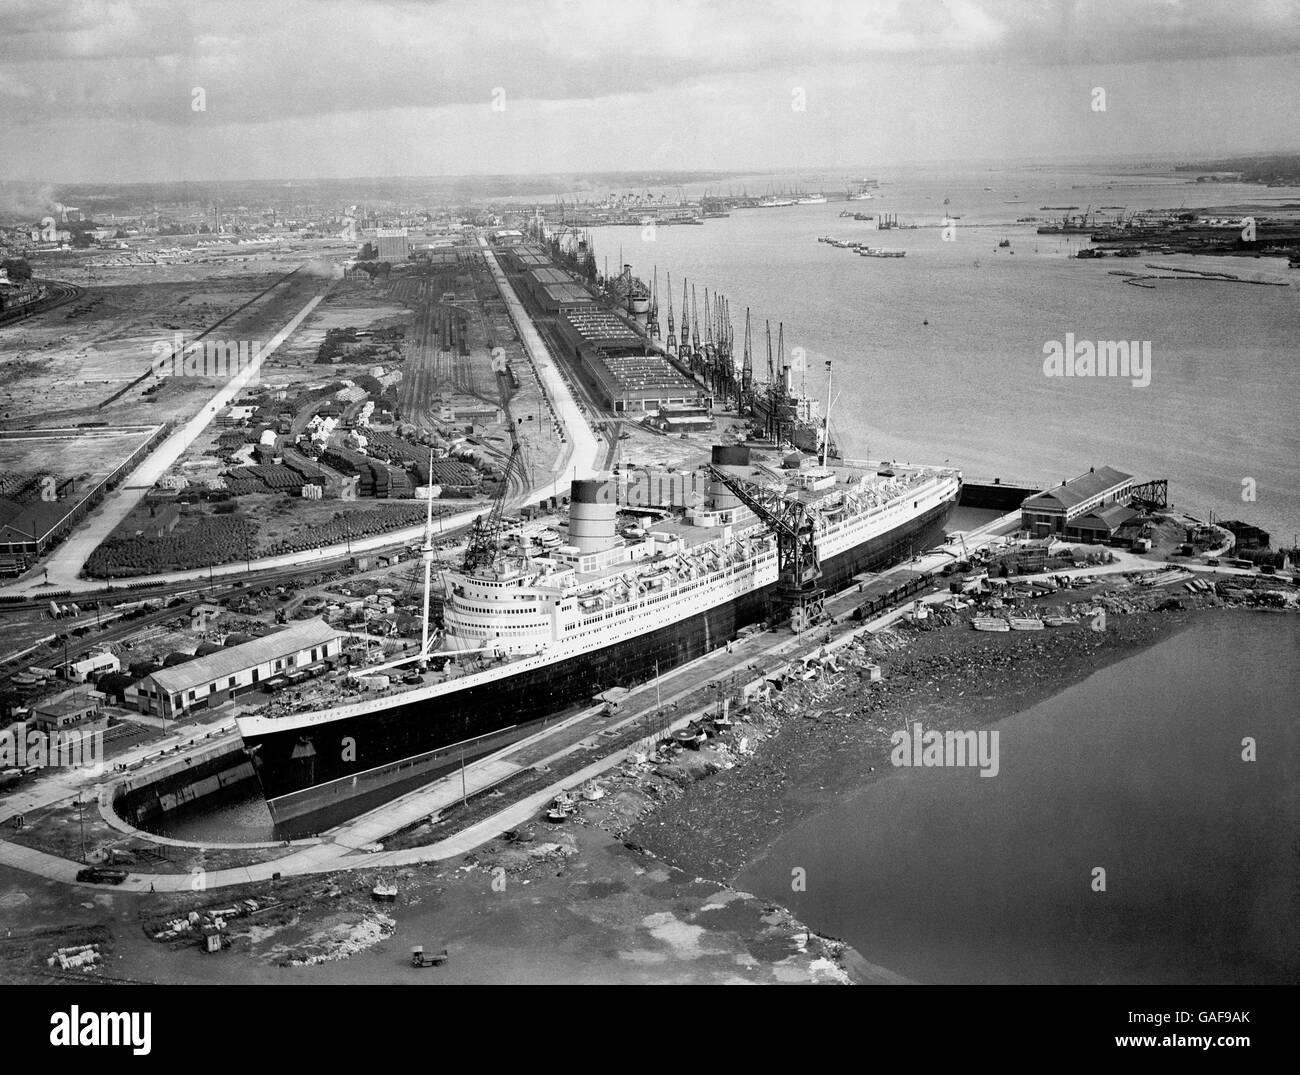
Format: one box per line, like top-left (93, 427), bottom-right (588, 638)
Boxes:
top-left (461, 442), bottom-right (521, 572)
top-left (678, 278), bottom-right (691, 364)
top-left (740, 308), bottom-right (753, 414)
top-left (665, 270), bottom-right (676, 356)
top-left (706, 462), bottom-right (825, 629)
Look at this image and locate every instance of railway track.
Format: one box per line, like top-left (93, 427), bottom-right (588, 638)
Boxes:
top-left (96, 262), bottom-right (305, 410)
top-left (0, 277), bottom-right (85, 327)
top-left (0, 599), bottom-right (201, 688)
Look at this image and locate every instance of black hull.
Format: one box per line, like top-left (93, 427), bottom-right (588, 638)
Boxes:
top-left (242, 496), bottom-right (956, 831)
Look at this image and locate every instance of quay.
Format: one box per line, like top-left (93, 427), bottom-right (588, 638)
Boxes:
top-left (0, 503), bottom-right (1040, 891)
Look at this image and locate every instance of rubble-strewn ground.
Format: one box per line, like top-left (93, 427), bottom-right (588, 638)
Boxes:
top-left (0, 828), bottom-right (867, 984)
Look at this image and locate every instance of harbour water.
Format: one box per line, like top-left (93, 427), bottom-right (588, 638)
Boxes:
top-left (590, 164), bottom-right (1300, 543)
top-left (735, 612), bottom-right (1300, 984)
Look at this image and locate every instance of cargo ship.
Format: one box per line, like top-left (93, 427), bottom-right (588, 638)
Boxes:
top-left (607, 264), bottom-right (651, 319)
top-left (750, 360), bottom-right (838, 457)
top-left (235, 447), bottom-right (960, 831)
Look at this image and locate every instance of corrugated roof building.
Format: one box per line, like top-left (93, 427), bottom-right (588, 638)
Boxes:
top-left (128, 619), bottom-right (343, 717)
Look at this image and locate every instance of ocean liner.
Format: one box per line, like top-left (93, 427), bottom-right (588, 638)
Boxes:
top-left (236, 447), bottom-right (960, 831)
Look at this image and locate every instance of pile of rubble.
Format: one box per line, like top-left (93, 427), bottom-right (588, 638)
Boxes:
top-left (151, 897), bottom-right (274, 944)
top-left (1213, 577), bottom-right (1298, 608)
top-left (283, 912), bottom-right (396, 967)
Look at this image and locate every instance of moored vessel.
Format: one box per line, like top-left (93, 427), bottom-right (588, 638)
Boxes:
top-left (236, 447), bottom-right (960, 832)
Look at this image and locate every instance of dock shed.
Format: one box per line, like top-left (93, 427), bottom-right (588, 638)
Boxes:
top-left (1020, 467), bottom-right (1134, 539)
top-left (127, 618), bottom-right (344, 717)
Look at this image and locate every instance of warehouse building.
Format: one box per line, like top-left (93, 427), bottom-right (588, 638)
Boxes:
top-left (552, 308), bottom-right (706, 414)
top-left (127, 619), bottom-right (344, 717)
top-left (1065, 502), bottom-right (1142, 542)
top-left (1020, 467), bottom-right (1134, 539)
top-left (499, 244), bottom-right (551, 273)
top-left (536, 281), bottom-right (596, 312)
top-left (375, 228), bottom-right (410, 261)
top-left (653, 402), bottom-right (714, 434)
top-left (31, 695), bottom-right (106, 736)
top-left (584, 350), bottom-right (710, 414)
top-left (522, 266), bottom-right (595, 312)
top-left (60, 650), bottom-right (121, 683)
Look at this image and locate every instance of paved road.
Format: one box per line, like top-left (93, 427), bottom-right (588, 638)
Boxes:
top-left (481, 246), bottom-right (604, 497)
top-left (6, 291), bottom-right (329, 595)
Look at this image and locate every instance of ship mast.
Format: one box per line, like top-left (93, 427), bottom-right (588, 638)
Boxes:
top-left (820, 360), bottom-right (833, 468)
top-left (420, 448), bottom-right (436, 665)
top-left (648, 266), bottom-right (660, 341)
top-left (776, 322), bottom-right (786, 445)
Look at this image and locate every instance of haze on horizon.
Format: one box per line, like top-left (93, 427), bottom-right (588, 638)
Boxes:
top-left (1, 0), bottom-right (1298, 185)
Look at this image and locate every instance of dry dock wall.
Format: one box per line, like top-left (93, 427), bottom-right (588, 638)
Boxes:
top-left (111, 738), bottom-right (254, 829)
top-left (960, 481), bottom-right (1040, 512)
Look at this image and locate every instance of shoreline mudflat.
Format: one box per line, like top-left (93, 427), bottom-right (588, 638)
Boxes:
top-left (626, 604), bottom-right (1218, 885)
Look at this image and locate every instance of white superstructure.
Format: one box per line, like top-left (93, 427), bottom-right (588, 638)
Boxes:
top-left (237, 458), bottom-right (959, 739)
top-left (440, 463), bottom-right (958, 660)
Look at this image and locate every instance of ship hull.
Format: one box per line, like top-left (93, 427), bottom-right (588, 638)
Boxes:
top-left (241, 494), bottom-right (957, 833)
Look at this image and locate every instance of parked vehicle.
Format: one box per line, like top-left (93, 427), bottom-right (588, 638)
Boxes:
top-left (76, 867), bottom-right (128, 885)
top-left (410, 945), bottom-right (448, 967)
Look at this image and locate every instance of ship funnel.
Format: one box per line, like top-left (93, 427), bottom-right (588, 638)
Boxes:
top-left (709, 445), bottom-right (749, 511)
top-left (570, 479), bottom-right (617, 554)
top-left (782, 365), bottom-right (793, 393)
top-left (711, 445), bottom-right (750, 467)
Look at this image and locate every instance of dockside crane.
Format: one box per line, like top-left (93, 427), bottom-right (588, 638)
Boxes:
top-left (648, 266), bottom-right (661, 341)
top-left (665, 271), bottom-right (677, 357)
top-left (718, 296), bottom-right (735, 402)
top-left (741, 308), bottom-right (754, 414)
top-left (706, 462), bottom-right (825, 630)
top-left (765, 320), bottom-right (775, 384)
top-left (690, 285), bottom-right (701, 375)
top-left (679, 277), bottom-right (691, 364)
top-left (702, 289), bottom-right (716, 388)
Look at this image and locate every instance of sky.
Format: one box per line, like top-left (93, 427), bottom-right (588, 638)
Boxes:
top-left (1, 0), bottom-right (1298, 183)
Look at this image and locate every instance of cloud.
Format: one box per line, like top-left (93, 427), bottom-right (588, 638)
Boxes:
top-left (1, 0), bottom-right (1297, 130)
